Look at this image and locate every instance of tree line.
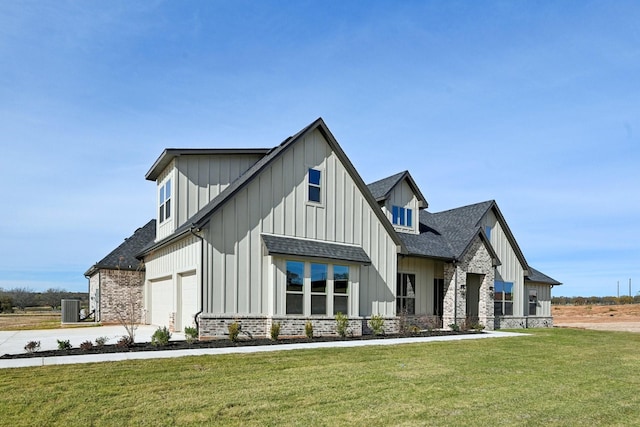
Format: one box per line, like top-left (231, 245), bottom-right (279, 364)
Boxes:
top-left (552, 295), bottom-right (640, 306)
top-left (0, 287), bottom-right (89, 313)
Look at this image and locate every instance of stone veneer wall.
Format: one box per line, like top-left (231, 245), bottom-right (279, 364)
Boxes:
top-left (442, 237), bottom-right (495, 331)
top-left (99, 269), bottom-right (145, 324)
top-left (495, 316), bottom-right (553, 329)
top-left (198, 315), bottom-right (364, 339)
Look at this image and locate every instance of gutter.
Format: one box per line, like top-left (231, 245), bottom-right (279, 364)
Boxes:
top-left (189, 225), bottom-right (205, 334)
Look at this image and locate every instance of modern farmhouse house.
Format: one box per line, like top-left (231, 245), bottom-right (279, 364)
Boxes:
top-left (87, 118), bottom-right (560, 337)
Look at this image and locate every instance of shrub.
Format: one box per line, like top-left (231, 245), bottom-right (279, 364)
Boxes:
top-left (409, 325), bottom-right (421, 335)
top-left (151, 326), bottom-right (172, 347)
top-left (449, 323), bottom-right (460, 332)
top-left (116, 335), bottom-right (133, 348)
top-left (420, 315), bottom-right (442, 332)
top-left (24, 341), bottom-right (40, 353)
top-left (368, 314), bottom-right (385, 336)
top-left (80, 340), bottom-right (94, 351)
top-left (397, 309), bottom-right (409, 334)
top-left (228, 321), bottom-right (241, 342)
top-left (94, 336), bottom-right (109, 347)
top-left (57, 339), bottom-right (71, 350)
top-left (335, 312), bottom-right (349, 338)
top-left (305, 321), bottom-right (313, 339)
top-left (270, 322), bottom-right (281, 341)
top-left (184, 326), bottom-right (198, 344)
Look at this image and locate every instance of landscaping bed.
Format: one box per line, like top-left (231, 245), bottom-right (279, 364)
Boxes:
top-left (1, 329), bottom-right (482, 360)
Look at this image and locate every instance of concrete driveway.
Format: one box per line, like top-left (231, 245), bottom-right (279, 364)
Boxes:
top-left (0, 325), bottom-right (185, 356)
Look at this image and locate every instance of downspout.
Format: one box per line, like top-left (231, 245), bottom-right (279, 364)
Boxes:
top-left (453, 259), bottom-right (458, 326)
top-left (189, 226), bottom-right (204, 333)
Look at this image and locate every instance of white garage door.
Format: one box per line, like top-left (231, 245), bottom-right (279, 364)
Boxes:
top-left (150, 278), bottom-right (173, 328)
top-left (179, 272), bottom-right (198, 331)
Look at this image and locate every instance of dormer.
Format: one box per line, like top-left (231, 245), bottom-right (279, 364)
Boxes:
top-left (367, 171), bottom-right (428, 235)
top-left (146, 148), bottom-right (270, 241)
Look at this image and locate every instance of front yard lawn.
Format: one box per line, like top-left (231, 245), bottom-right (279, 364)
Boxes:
top-left (1, 328), bottom-right (639, 426)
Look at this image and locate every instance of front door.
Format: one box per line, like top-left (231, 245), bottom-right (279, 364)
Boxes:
top-left (465, 274), bottom-right (483, 321)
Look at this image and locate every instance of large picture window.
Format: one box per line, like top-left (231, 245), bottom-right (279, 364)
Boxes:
top-left (286, 261), bottom-right (304, 315)
top-left (285, 261), bottom-right (350, 316)
top-left (396, 273), bottom-right (416, 315)
top-left (159, 179), bottom-right (172, 223)
top-left (494, 281), bottom-right (513, 316)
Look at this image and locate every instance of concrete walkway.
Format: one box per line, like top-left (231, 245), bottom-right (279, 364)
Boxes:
top-left (0, 327), bottom-right (527, 369)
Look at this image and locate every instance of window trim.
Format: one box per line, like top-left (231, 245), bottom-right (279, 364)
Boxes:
top-left (391, 205), bottom-right (413, 229)
top-left (494, 280), bottom-right (514, 316)
top-left (307, 167), bottom-right (323, 205)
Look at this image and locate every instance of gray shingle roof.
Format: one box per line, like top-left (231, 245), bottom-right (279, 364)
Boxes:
top-left (261, 234), bottom-right (371, 265)
top-left (526, 267), bottom-right (562, 285)
top-left (85, 219), bottom-right (156, 276)
top-left (366, 171), bottom-right (428, 208)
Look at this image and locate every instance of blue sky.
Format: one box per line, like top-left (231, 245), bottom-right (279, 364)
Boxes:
top-left (0, 1), bottom-right (638, 297)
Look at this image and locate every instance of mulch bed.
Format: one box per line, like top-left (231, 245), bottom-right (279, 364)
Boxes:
top-left (2, 330), bottom-right (483, 360)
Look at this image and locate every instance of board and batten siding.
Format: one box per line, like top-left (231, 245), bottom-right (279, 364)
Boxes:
top-left (201, 128), bottom-right (398, 317)
top-left (384, 179), bottom-right (420, 235)
top-left (481, 210), bottom-right (526, 316)
top-left (526, 283), bottom-right (552, 317)
top-left (175, 154), bottom-right (264, 227)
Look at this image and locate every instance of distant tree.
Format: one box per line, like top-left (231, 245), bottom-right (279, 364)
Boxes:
top-left (41, 288), bottom-right (66, 310)
top-left (0, 296), bottom-right (13, 313)
top-left (9, 287), bottom-right (36, 310)
top-left (619, 296), bottom-right (634, 305)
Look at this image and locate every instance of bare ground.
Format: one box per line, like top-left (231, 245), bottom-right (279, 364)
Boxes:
top-left (553, 304), bottom-right (640, 332)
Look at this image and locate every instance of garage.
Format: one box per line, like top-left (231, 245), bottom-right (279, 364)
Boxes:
top-left (150, 277), bottom-right (173, 328)
top-left (178, 271), bottom-right (198, 331)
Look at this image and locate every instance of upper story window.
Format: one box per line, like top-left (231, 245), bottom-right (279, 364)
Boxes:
top-left (392, 205), bottom-right (413, 228)
top-left (308, 168), bottom-right (322, 203)
top-left (485, 226), bottom-right (491, 240)
top-left (159, 179), bottom-right (172, 223)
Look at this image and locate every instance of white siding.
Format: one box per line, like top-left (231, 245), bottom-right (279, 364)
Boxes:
top-left (481, 210), bottom-right (526, 316)
top-left (397, 257), bottom-right (440, 314)
top-left (526, 283), bottom-right (552, 317)
top-left (202, 128), bottom-right (398, 317)
top-left (383, 180), bottom-right (420, 235)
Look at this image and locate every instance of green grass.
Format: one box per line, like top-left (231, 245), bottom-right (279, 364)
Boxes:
top-left (1, 328), bottom-right (639, 426)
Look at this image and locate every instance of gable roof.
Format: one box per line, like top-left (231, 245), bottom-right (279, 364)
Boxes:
top-left (367, 171), bottom-right (428, 208)
top-left (526, 267), bottom-right (562, 285)
top-left (145, 148), bottom-right (271, 181)
top-left (261, 233), bottom-right (371, 265)
top-left (85, 219), bottom-right (156, 276)
top-left (139, 118), bottom-right (405, 257)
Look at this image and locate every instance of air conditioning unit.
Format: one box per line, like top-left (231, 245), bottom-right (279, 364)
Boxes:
top-left (61, 299), bottom-right (80, 323)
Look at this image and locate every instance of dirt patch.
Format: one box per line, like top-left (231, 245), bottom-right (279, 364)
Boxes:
top-left (553, 304), bottom-right (640, 332)
top-left (0, 313), bottom-right (61, 330)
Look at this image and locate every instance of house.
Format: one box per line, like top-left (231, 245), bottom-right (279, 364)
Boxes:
top-left (85, 220), bottom-right (156, 323)
top-left (88, 118), bottom-right (560, 337)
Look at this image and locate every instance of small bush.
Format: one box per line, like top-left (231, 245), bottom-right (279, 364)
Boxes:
top-left (305, 321), bottom-right (314, 339)
top-left (24, 341), bottom-right (40, 353)
top-left (409, 325), bottom-right (421, 335)
top-left (151, 326), bottom-right (172, 347)
top-left (228, 321), bottom-right (241, 342)
top-left (270, 322), bottom-right (281, 341)
top-left (80, 340), bottom-right (94, 351)
top-left (57, 339), bottom-right (71, 350)
top-left (449, 323), bottom-right (460, 332)
top-left (184, 326), bottom-right (198, 344)
top-left (335, 312), bottom-right (349, 338)
top-left (368, 314), bottom-right (385, 336)
top-left (94, 336), bottom-right (109, 347)
top-left (116, 335), bottom-right (133, 348)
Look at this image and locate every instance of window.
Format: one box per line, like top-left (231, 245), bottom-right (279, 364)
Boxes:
top-left (494, 281), bottom-right (513, 316)
top-left (286, 261), bottom-right (304, 315)
top-left (159, 179), bottom-right (172, 223)
top-left (308, 168), bottom-right (321, 203)
top-left (396, 273), bottom-right (416, 315)
top-left (392, 205), bottom-right (413, 227)
top-left (529, 289), bottom-right (538, 316)
top-left (285, 261), bottom-right (350, 316)
top-left (485, 226), bottom-right (491, 240)
top-left (311, 263), bottom-right (327, 315)
top-left (333, 265), bottom-right (349, 315)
